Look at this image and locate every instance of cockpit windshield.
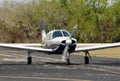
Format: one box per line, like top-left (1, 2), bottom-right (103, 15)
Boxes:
top-left (62, 30), bottom-right (70, 37)
top-left (52, 30), bottom-right (70, 39)
top-left (53, 31), bottom-right (63, 38)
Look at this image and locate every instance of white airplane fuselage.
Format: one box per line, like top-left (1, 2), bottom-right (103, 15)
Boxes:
top-left (41, 30), bottom-right (77, 54)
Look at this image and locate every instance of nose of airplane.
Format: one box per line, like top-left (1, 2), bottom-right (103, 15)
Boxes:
top-left (66, 39), bottom-right (72, 45)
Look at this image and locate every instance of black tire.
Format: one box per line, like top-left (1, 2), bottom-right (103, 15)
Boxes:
top-left (84, 56), bottom-right (89, 64)
top-left (66, 59), bottom-right (70, 65)
top-left (27, 57), bottom-right (32, 65)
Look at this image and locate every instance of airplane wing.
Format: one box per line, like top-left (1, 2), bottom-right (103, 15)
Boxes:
top-left (75, 43), bottom-right (120, 52)
top-left (0, 44), bottom-right (53, 53)
top-left (16, 43), bottom-right (42, 47)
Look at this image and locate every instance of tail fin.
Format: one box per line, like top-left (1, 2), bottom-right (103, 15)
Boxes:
top-left (41, 19), bottom-right (46, 42)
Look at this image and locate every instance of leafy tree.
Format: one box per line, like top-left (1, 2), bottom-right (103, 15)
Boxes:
top-left (0, 0), bottom-right (120, 43)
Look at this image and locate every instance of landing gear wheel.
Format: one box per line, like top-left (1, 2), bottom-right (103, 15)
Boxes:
top-left (66, 59), bottom-right (70, 65)
top-left (27, 56), bottom-right (32, 65)
top-left (84, 56), bottom-right (89, 64)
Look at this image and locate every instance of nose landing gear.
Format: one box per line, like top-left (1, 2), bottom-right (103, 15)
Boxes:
top-left (62, 52), bottom-right (71, 65)
top-left (66, 58), bottom-right (70, 65)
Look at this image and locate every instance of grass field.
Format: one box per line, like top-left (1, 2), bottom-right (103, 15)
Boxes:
top-left (91, 47), bottom-right (120, 58)
top-left (75, 44), bottom-right (120, 58)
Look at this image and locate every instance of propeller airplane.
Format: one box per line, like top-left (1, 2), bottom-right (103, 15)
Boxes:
top-left (0, 19), bottom-right (120, 65)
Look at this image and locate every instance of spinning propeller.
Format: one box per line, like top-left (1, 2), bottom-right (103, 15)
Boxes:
top-left (62, 25), bottom-right (78, 64)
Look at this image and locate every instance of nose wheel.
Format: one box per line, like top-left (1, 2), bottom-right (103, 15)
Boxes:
top-left (66, 59), bottom-right (70, 65)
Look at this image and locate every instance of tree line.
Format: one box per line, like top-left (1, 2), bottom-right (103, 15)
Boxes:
top-left (0, 0), bottom-right (120, 43)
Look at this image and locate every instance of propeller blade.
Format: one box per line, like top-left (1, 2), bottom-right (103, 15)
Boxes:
top-left (70, 25), bottom-right (78, 38)
top-left (63, 45), bottom-right (69, 57)
top-left (62, 45), bottom-right (69, 61)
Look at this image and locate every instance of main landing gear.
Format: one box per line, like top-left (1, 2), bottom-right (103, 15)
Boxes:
top-left (84, 51), bottom-right (91, 64)
top-left (27, 51), bottom-right (32, 65)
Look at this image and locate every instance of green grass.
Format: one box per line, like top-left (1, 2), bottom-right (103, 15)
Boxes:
top-left (75, 45), bottom-right (120, 58)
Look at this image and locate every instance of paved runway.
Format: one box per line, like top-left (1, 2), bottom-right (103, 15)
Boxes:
top-left (0, 48), bottom-right (120, 81)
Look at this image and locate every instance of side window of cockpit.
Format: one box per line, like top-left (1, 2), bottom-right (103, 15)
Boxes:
top-left (53, 31), bottom-right (62, 38)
